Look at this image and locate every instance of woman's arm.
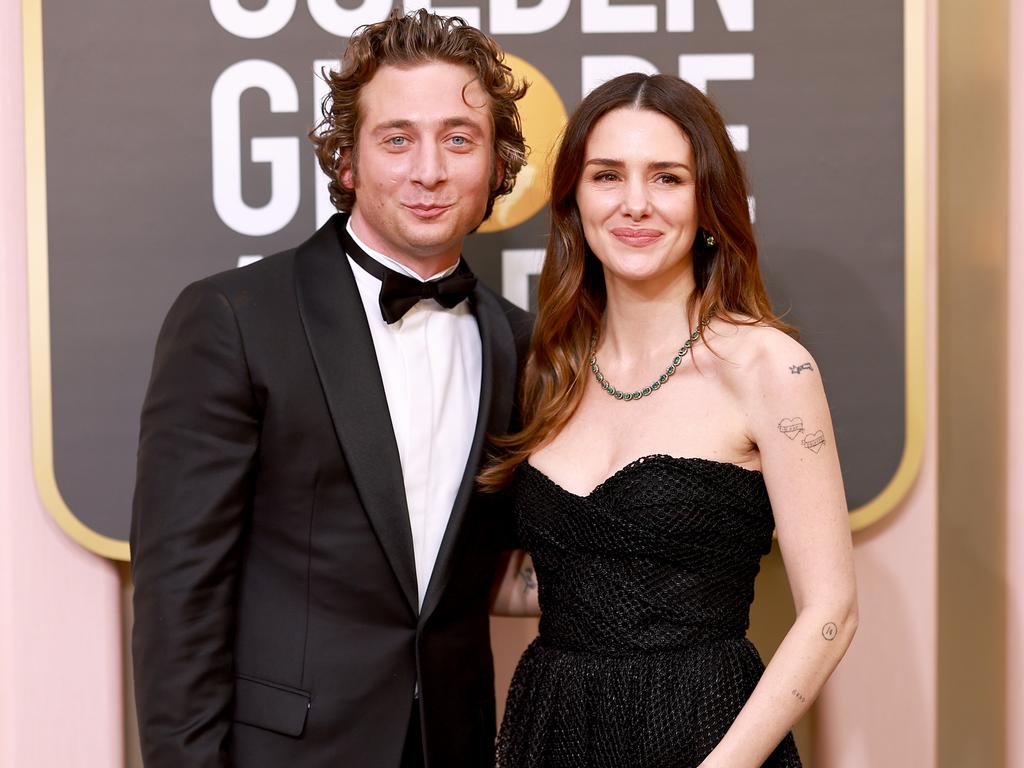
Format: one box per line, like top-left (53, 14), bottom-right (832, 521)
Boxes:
top-left (700, 337), bottom-right (858, 768)
top-left (491, 549), bottom-right (542, 616)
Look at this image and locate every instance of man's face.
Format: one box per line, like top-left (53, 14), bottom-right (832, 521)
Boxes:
top-left (343, 61), bottom-right (500, 277)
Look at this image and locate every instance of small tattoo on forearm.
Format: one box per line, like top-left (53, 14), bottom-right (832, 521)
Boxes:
top-left (801, 430), bottom-right (826, 453)
top-left (778, 417), bottom-right (804, 439)
top-left (791, 689), bottom-right (807, 704)
top-left (822, 622), bottom-right (838, 641)
top-left (519, 565), bottom-right (537, 594)
top-left (789, 362), bottom-right (814, 375)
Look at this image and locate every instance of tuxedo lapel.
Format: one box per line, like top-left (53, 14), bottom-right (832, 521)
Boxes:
top-left (419, 283), bottom-right (517, 623)
top-left (293, 214), bottom-right (419, 616)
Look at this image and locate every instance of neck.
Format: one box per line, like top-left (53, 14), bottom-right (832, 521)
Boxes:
top-left (599, 265), bottom-right (700, 365)
top-left (348, 210), bottom-right (461, 279)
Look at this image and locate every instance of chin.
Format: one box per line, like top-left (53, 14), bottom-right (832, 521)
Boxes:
top-left (600, 254), bottom-right (661, 280)
top-left (398, 227), bottom-right (458, 254)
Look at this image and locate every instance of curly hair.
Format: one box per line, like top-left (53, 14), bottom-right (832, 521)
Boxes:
top-left (310, 9), bottom-right (528, 221)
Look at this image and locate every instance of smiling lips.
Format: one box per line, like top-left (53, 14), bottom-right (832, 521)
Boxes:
top-left (405, 203), bottom-right (453, 220)
top-left (611, 227), bottom-right (663, 247)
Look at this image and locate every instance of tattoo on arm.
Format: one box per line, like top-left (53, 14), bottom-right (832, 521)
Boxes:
top-left (791, 689), bottom-right (807, 704)
top-left (519, 565), bottom-right (537, 594)
top-left (789, 362), bottom-right (814, 375)
top-left (822, 622), bottom-right (838, 641)
top-left (777, 417), bottom-right (827, 454)
top-left (801, 430), bottom-right (826, 453)
top-left (778, 417), bottom-right (804, 439)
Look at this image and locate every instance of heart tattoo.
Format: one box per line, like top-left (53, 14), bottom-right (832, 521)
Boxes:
top-left (801, 430), bottom-right (826, 453)
top-left (778, 417), bottom-right (804, 439)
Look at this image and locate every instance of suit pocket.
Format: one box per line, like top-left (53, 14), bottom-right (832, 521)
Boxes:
top-left (232, 673), bottom-right (311, 737)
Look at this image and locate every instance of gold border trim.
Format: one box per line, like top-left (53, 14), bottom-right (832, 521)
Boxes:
top-left (23, 0), bottom-right (129, 560)
top-left (22, 0), bottom-right (926, 558)
top-left (848, 0), bottom-right (927, 530)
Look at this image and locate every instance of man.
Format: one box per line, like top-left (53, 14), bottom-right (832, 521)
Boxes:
top-left (131, 10), bottom-right (532, 767)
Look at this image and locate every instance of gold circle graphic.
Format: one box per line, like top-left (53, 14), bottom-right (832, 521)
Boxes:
top-left (478, 53), bottom-right (568, 234)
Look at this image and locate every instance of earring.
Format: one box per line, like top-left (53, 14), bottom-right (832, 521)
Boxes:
top-left (702, 229), bottom-right (716, 248)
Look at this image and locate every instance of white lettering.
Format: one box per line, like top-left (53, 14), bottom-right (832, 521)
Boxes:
top-left (210, 0), bottom-right (296, 39)
top-left (581, 0), bottom-right (656, 33)
top-left (666, 0), bottom-right (754, 32)
top-left (501, 249), bottom-right (545, 311)
top-left (212, 60), bottom-right (301, 237)
top-left (727, 125), bottom-right (748, 152)
top-left (490, 0), bottom-right (570, 34)
top-left (581, 55), bottom-right (659, 98)
top-left (403, 0), bottom-right (481, 29)
top-left (678, 54), bottom-right (753, 153)
top-left (308, 0), bottom-right (392, 37)
top-left (677, 53), bottom-right (753, 93)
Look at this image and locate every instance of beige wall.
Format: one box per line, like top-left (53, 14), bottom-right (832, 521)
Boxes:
top-left (937, 0), bottom-right (1009, 764)
top-left (1007, 0), bottom-right (1024, 763)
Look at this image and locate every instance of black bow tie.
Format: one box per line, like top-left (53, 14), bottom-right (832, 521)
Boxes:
top-left (341, 226), bottom-right (477, 325)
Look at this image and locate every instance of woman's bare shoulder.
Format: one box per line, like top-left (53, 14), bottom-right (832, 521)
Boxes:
top-left (702, 315), bottom-right (810, 373)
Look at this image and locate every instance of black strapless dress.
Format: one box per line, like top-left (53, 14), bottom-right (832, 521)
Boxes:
top-left (496, 454), bottom-right (802, 768)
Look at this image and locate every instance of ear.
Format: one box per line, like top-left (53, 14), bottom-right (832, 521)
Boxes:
top-left (339, 148), bottom-right (355, 190)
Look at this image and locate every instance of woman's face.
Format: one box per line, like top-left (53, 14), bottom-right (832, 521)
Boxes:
top-left (575, 107), bottom-right (699, 286)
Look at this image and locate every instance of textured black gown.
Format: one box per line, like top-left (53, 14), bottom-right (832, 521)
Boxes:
top-left (496, 454), bottom-right (802, 768)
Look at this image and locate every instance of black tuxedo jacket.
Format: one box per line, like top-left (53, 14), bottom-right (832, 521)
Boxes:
top-left (131, 214), bottom-right (533, 768)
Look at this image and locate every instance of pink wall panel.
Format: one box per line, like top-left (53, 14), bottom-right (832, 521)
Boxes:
top-left (0, 4), bottom-right (124, 766)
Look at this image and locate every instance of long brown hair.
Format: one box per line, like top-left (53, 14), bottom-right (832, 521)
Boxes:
top-left (478, 73), bottom-right (793, 491)
top-left (309, 8), bottom-right (527, 221)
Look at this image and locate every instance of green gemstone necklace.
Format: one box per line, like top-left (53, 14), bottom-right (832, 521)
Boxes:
top-left (590, 318), bottom-right (708, 402)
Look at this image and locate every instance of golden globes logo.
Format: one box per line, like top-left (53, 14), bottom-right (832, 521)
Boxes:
top-left (478, 54), bottom-right (567, 234)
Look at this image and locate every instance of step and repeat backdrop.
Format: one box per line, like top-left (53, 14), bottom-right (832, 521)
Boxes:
top-left (25, 0), bottom-right (924, 559)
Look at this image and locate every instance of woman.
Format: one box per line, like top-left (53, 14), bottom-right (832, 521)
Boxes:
top-left (484, 73), bottom-right (857, 768)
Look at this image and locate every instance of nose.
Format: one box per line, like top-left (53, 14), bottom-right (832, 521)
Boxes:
top-left (620, 177), bottom-right (651, 219)
top-left (410, 143), bottom-right (447, 189)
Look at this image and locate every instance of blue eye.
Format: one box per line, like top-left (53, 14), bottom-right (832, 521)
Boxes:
top-left (388, 136), bottom-right (407, 146)
top-left (450, 136), bottom-right (467, 146)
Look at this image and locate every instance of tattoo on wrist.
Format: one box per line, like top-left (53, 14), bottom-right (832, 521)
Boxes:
top-left (789, 362), bottom-right (814, 375)
top-left (791, 689), bottom-right (807, 704)
top-left (777, 417), bottom-right (826, 454)
top-left (822, 622), bottom-right (838, 641)
top-left (519, 565), bottom-right (537, 594)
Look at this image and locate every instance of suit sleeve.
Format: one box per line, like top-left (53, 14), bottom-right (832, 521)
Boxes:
top-left (130, 280), bottom-right (260, 768)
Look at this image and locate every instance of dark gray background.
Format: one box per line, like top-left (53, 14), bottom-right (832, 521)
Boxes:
top-left (42, 0), bottom-right (904, 542)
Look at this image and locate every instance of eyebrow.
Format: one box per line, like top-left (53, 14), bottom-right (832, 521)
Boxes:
top-left (372, 117), bottom-right (486, 134)
top-left (584, 158), bottom-right (691, 171)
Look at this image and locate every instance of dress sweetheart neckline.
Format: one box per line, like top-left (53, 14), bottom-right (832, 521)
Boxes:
top-left (522, 453), bottom-right (763, 500)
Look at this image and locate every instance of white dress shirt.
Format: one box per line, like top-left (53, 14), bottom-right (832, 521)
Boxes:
top-left (345, 220), bottom-right (482, 609)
